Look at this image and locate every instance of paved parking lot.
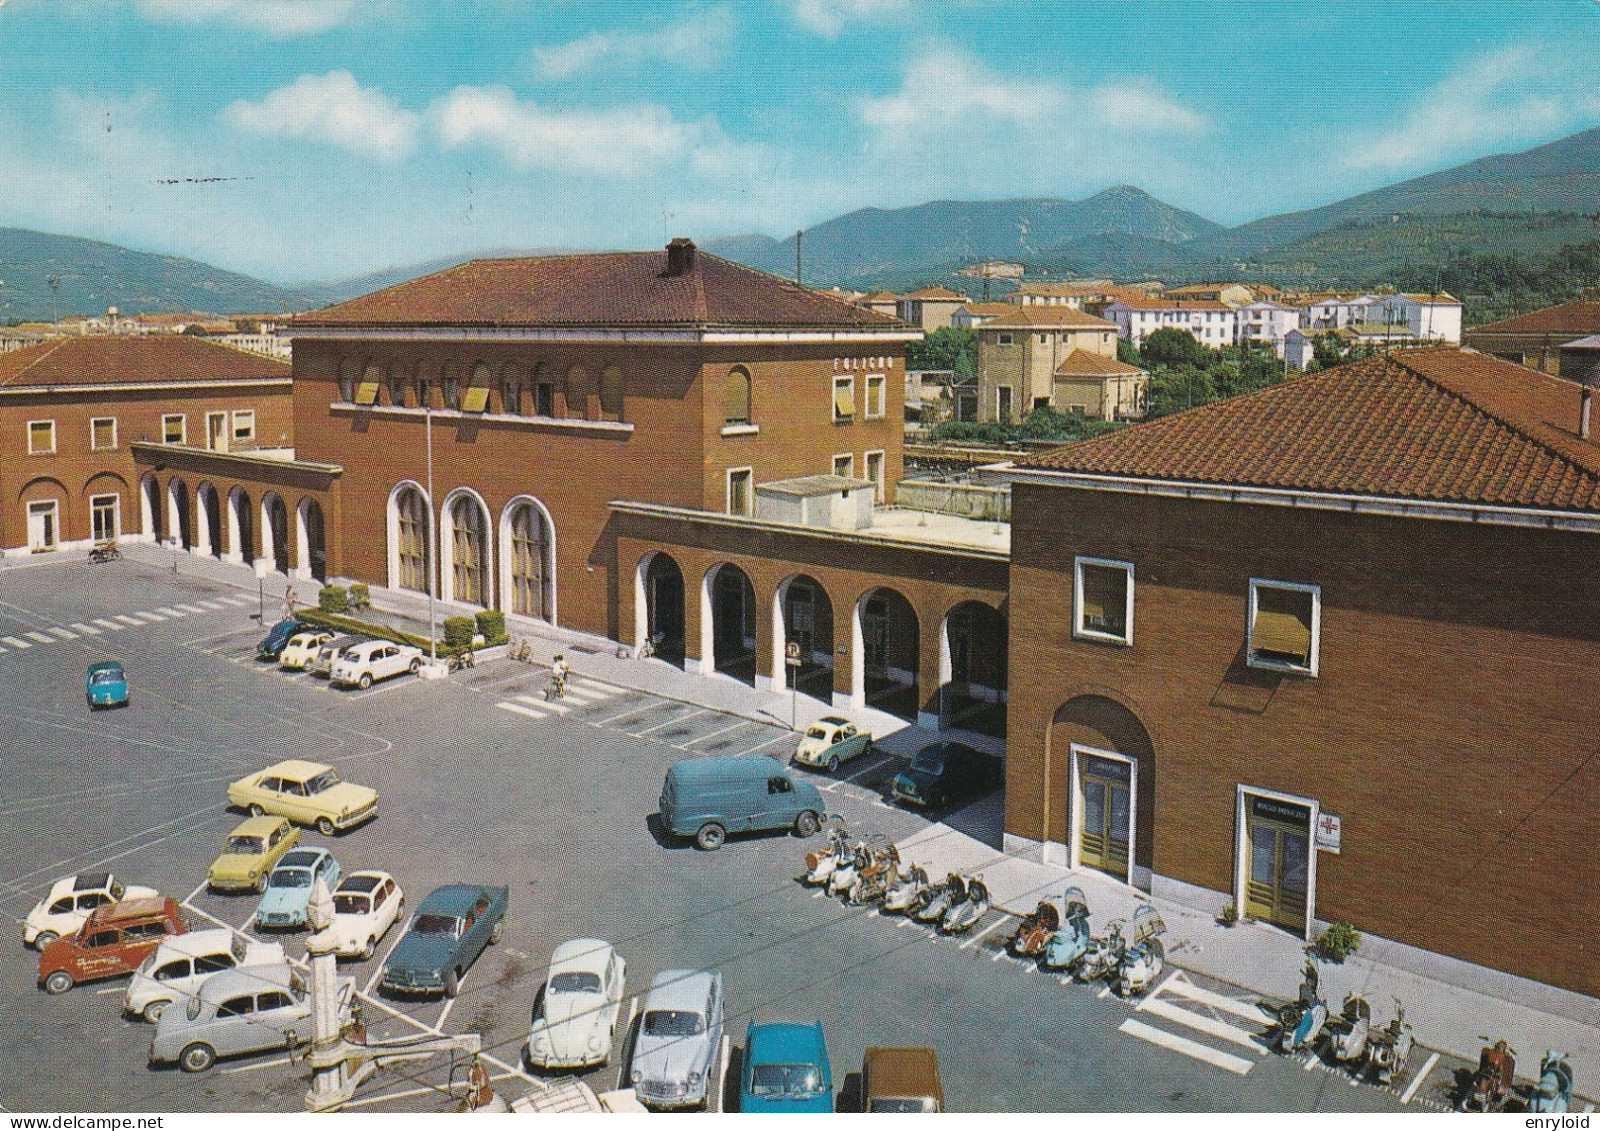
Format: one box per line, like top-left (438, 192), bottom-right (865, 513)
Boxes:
top-left (0, 557), bottom-right (1455, 1113)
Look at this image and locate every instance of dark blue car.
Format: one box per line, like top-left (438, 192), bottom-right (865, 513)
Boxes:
top-left (741, 1021), bottom-right (833, 1113)
top-left (256, 618), bottom-right (307, 660)
top-left (380, 884), bottom-right (508, 998)
top-left (86, 661), bottom-right (128, 709)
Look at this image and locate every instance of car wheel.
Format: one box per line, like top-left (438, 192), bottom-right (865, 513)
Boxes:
top-left (44, 970), bottom-right (74, 994)
top-left (316, 817), bottom-right (337, 837)
top-left (794, 810), bottom-right (821, 838)
top-left (179, 1042), bottom-right (217, 1073)
top-left (34, 931), bottom-right (58, 949)
top-left (255, 873), bottom-right (269, 894)
top-left (143, 999), bottom-right (169, 1023)
top-left (695, 822), bottom-right (726, 851)
top-left (490, 920), bottom-right (503, 945)
top-left (409, 657), bottom-right (421, 674)
top-left (248, 804), bottom-right (265, 818)
top-left (444, 970), bottom-right (460, 999)
top-left (359, 936), bottom-right (375, 961)
top-left (358, 673), bottom-right (373, 690)
top-left (826, 755), bottom-right (840, 774)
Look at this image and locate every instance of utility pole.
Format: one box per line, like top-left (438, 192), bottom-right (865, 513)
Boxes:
top-left (795, 230), bottom-right (803, 286)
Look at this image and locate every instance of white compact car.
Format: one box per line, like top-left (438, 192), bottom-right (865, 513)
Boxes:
top-left (23, 873), bottom-right (158, 948)
top-left (278, 630), bottom-right (334, 671)
top-left (124, 928), bottom-right (285, 1023)
top-left (330, 640), bottom-right (423, 689)
top-left (525, 939), bottom-right (627, 1070)
top-left (329, 871), bottom-right (406, 960)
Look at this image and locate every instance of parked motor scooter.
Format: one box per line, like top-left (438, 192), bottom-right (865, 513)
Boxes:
top-left (802, 821), bottom-right (851, 886)
top-left (1041, 889), bottom-right (1093, 971)
top-left (881, 863), bottom-right (930, 915)
top-left (941, 876), bottom-right (990, 934)
top-left (1277, 962), bottom-right (1330, 1054)
top-left (1073, 916), bottom-right (1127, 983)
top-left (1327, 992), bottom-right (1372, 1071)
top-left (1115, 904), bottom-right (1167, 997)
top-left (1528, 1051), bottom-right (1573, 1115)
top-left (846, 843), bottom-right (900, 907)
top-left (1364, 998), bottom-right (1415, 1087)
top-left (1009, 899), bottom-right (1061, 957)
top-left (1459, 1038), bottom-right (1517, 1112)
top-left (828, 842), bottom-right (868, 899)
top-left (914, 873), bottom-right (966, 924)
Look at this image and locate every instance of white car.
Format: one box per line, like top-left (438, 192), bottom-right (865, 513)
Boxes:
top-left (307, 635), bottom-right (361, 679)
top-left (278, 630), bottom-right (335, 671)
top-left (23, 873), bottom-right (158, 948)
top-left (329, 871), bottom-right (406, 960)
top-left (330, 639), bottom-right (423, 689)
top-left (124, 928), bottom-right (285, 1023)
top-left (525, 939), bottom-right (627, 1070)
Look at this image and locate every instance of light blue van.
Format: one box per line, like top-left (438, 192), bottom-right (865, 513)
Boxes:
top-left (659, 755), bottom-right (825, 851)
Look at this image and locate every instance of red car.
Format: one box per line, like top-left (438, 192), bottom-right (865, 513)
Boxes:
top-left (38, 897), bottom-right (185, 994)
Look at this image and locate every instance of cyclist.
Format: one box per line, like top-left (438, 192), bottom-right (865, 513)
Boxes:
top-left (551, 653), bottom-right (571, 698)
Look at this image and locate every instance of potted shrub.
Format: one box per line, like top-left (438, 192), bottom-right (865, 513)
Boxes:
top-left (1316, 921), bottom-right (1361, 963)
top-left (1219, 902), bottom-right (1239, 927)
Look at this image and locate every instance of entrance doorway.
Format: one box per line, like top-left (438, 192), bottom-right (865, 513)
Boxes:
top-left (1075, 750), bottom-right (1133, 880)
top-left (207, 411), bottom-right (228, 452)
top-left (27, 500), bottom-right (58, 552)
top-left (640, 552), bottom-right (685, 668)
top-left (1243, 793), bottom-right (1312, 931)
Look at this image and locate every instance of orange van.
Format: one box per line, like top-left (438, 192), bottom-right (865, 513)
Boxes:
top-left (38, 896), bottom-right (185, 994)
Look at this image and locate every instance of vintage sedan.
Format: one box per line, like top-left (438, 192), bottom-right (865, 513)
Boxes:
top-left (328, 871), bottom-right (406, 960)
top-left (379, 884), bottom-right (507, 998)
top-left (23, 873), bottom-right (158, 949)
top-left (226, 759), bottom-right (378, 836)
top-left (631, 969), bottom-right (724, 1109)
top-left (85, 661), bottom-right (129, 709)
top-left (149, 963), bottom-right (353, 1073)
top-left (890, 741), bottom-right (1002, 810)
top-left (306, 634), bottom-right (361, 678)
top-left (792, 716), bottom-right (872, 773)
top-left (861, 1046), bottom-right (945, 1112)
top-left (278, 630), bottom-right (335, 671)
top-left (207, 816), bottom-right (300, 894)
top-left (741, 1020), bottom-right (833, 1113)
top-left (526, 939), bottom-right (628, 1071)
top-left (253, 848), bottom-right (341, 931)
top-left (330, 639), bottom-right (423, 689)
top-left (38, 897), bottom-right (186, 994)
top-left (124, 928), bottom-right (284, 1023)
top-left (255, 618), bottom-right (307, 661)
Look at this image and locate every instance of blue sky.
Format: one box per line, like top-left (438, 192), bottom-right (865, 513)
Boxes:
top-left (2, 0), bottom-right (1598, 284)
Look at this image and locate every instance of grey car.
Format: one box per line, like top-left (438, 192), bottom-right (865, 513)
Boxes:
top-left (149, 962), bottom-right (352, 1072)
top-left (630, 969), bottom-right (724, 1109)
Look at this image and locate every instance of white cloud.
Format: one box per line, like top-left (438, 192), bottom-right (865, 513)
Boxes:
top-left (1343, 46), bottom-right (1583, 172)
top-left (787, 0), bottom-right (911, 38)
top-left (136, 0), bottom-right (359, 37)
top-left (222, 71), bottom-right (419, 159)
top-left (528, 7), bottom-right (736, 81)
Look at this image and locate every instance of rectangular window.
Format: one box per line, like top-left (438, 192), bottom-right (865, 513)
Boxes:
top-left (207, 411), bottom-right (228, 451)
top-left (599, 367), bottom-right (624, 421)
top-left (1074, 557), bottom-right (1134, 645)
top-left (832, 453), bottom-right (854, 479)
top-left (90, 494), bottom-right (119, 543)
top-left (727, 467), bottom-right (753, 517)
top-left (90, 416), bottom-right (117, 451)
top-left (536, 381), bottom-right (554, 417)
top-left (162, 414), bottom-right (186, 445)
top-left (28, 419), bottom-right (55, 455)
top-left (832, 375), bottom-right (855, 421)
top-left (1248, 580), bottom-right (1320, 676)
top-left (865, 374), bottom-right (885, 418)
top-left (997, 333), bottom-right (1013, 346)
top-left (232, 409), bottom-right (255, 442)
top-left (865, 450), bottom-right (885, 503)
top-left (996, 386), bottom-right (1013, 424)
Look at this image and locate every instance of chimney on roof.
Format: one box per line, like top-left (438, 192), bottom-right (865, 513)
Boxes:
top-left (1582, 387), bottom-right (1593, 441)
top-left (665, 237), bottom-right (696, 278)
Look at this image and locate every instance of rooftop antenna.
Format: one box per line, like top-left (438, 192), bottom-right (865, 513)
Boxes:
top-left (795, 230), bottom-right (803, 286)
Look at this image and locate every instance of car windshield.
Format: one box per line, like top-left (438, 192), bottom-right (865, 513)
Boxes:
top-left (803, 726), bottom-right (830, 740)
top-left (643, 1009), bottom-right (704, 1037)
top-left (333, 894), bottom-right (369, 915)
top-left (228, 835), bottom-right (265, 854)
top-left (411, 914), bottom-right (459, 936)
top-left (90, 670), bottom-right (121, 684)
top-left (911, 750), bottom-right (946, 773)
top-left (749, 1063), bottom-right (825, 1098)
top-left (270, 869), bottom-right (312, 889)
top-left (304, 770), bottom-right (340, 794)
top-left (870, 1097), bottom-right (939, 1113)
top-left (550, 971), bottom-right (602, 995)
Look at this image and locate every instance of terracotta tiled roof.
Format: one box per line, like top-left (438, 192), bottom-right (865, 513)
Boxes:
top-left (1054, 349), bottom-right (1145, 377)
top-left (902, 285), bottom-right (968, 300)
top-left (294, 244), bottom-right (902, 330)
top-left (984, 307), bottom-right (1118, 329)
top-left (956, 302), bottom-right (1015, 316)
top-left (0, 335), bottom-right (290, 389)
top-left (1012, 281), bottom-right (1114, 296)
top-left (1468, 301), bottom-right (1600, 336)
top-left (1020, 347), bottom-right (1600, 512)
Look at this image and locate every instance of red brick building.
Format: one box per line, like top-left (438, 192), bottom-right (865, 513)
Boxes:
top-left (997, 348), bottom-right (1599, 994)
top-left (1463, 300), bottom-right (1600, 377)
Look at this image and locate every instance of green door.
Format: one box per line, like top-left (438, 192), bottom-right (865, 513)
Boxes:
top-left (1245, 797), bottom-right (1310, 929)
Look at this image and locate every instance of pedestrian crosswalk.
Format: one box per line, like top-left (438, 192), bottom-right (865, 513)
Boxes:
top-left (1117, 971), bottom-right (1271, 1076)
top-left (494, 679), bottom-right (622, 722)
top-left (0, 594), bottom-right (255, 656)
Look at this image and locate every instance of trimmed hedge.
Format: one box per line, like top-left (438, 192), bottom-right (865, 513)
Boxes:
top-left (475, 609), bottom-right (506, 641)
top-left (294, 608), bottom-right (436, 652)
top-left (318, 585), bottom-right (349, 614)
top-left (348, 582), bottom-right (370, 609)
top-left (442, 615), bottom-right (477, 650)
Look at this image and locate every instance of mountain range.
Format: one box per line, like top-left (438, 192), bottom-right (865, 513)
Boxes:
top-left (4, 125), bottom-right (1600, 322)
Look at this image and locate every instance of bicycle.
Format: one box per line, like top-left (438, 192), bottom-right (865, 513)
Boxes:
top-left (509, 638), bottom-right (534, 663)
top-left (542, 673), bottom-right (566, 701)
top-left (89, 540), bottom-right (122, 563)
top-left (447, 648), bottom-right (476, 672)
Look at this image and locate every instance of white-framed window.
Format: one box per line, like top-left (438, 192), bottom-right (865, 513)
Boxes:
top-left (90, 416), bottom-right (117, 451)
top-left (206, 411), bottom-right (228, 451)
top-left (1248, 579), bottom-right (1320, 676)
top-left (832, 375), bottom-right (855, 421)
top-left (90, 493), bottom-right (119, 543)
top-left (162, 413), bottom-right (186, 445)
top-left (997, 333), bottom-right (1013, 346)
top-left (865, 373), bottom-right (886, 418)
top-left (727, 467), bottom-right (753, 517)
top-left (832, 453), bottom-right (854, 479)
top-left (232, 409), bottom-right (255, 442)
top-left (1074, 556), bottom-right (1134, 645)
top-left (865, 449), bottom-right (885, 503)
top-left (27, 419), bottom-right (55, 455)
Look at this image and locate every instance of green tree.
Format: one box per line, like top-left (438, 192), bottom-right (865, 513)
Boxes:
top-left (906, 326), bottom-right (977, 378)
top-left (1140, 327), bottom-right (1210, 368)
top-left (181, 322), bottom-right (209, 336)
top-left (1116, 337), bottom-right (1143, 366)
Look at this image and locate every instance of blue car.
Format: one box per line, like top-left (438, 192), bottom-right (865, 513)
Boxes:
top-left (380, 884), bottom-right (508, 998)
top-left (253, 847), bottom-right (340, 930)
top-left (256, 618), bottom-right (307, 660)
top-left (86, 661), bottom-right (129, 709)
top-left (741, 1021), bottom-right (833, 1113)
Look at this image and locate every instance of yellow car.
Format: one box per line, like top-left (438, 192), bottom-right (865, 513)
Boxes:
top-left (207, 816), bottom-right (300, 894)
top-left (226, 759), bottom-right (379, 837)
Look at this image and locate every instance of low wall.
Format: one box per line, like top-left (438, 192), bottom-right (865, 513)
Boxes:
top-left (895, 480), bottom-right (1011, 522)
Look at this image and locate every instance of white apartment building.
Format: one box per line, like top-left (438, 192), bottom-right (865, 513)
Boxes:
top-left (1103, 297), bottom-right (1238, 347)
top-left (1234, 300), bottom-right (1303, 357)
top-left (1380, 293), bottom-right (1462, 343)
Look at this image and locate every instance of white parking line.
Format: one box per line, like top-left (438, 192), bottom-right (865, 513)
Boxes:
top-left (155, 607), bottom-right (186, 617)
top-left (2, 636), bottom-right (31, 649)
top-left (687, 720), bottom-right (755, 746)
top-left (92, 618), bottom-right (124, 631)
top-left (24, 631), bottom-right (54, 644)
top-left (178, 604), bottom-right (212, 615)
top-left (595, 704), bottom-right (657, 727)
top-left (199, 600), bottom-right (228, 610)
top-left (958, 916), bottom-right (1010, 951)
top-left (1156, 973), bottom-right (1267, 1023)
top-left (633, 709), bottom-right (708, 736)
top-left (1118, 1018), bottom-right (1254, 1076)
top-left (70, 622), bottom-right (102, 635)
top-left (1138, 997), bottom-right (1267, 1052)
top-left (220, 596), bottom-right (251, 606)
top-left (435, 975), bottom-right (467, 1031)
top-left (114, 614), bottom-right (143, 626)
top-left (47, 627), bottom-right (77, 640)
top-left (133, 611), bottom-right (167, 622)
top-left (1400, 1052), bottom-right (1439, 1104)
top-left (219, 1056), bottom-right (293, 1075)
top-left (95, 985), bottom-right (126, 995)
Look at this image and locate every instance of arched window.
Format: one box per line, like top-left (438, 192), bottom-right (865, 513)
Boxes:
top-left (387, 364), bottom-right (407, 407)
top-left (599, 365), bottom-right (624, 421)
top-left (338, 358), bottom-right (358, 403)
top-left (396, 488), bottom-right (429, 593)
top-left (725, 367), bottom-right (751, 426)
top-left (508, 502), bottom-right (551, 619)
top-left (499, 363), bottom-right (521, 415)
top-left (564, 366), bottom-right (588, 419)
top-left (442, 364), bottom-right (461, 411)
top-left (451, 496), bottom-right (487, 605)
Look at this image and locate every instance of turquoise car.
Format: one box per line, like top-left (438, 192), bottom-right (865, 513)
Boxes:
top-left (86, 661), bottom-right (128, 709)
top-left (253, 848), bottom-right (340, 931)
top-left (741, 1021), bottom-right (833, 1113)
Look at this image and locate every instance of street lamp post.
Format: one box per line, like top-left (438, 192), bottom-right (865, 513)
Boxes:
top-left (425, 406), bottom-right (437, 662)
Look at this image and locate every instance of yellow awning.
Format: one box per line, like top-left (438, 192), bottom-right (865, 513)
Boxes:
top-left (461, 386), bottom-right (490, 413)
top-left (1252, 609), bottom-right (1311, 662)
top-left (833, 385), bottom-right (855, 417)
top-left (354, 381), bottom-right (380, 406)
